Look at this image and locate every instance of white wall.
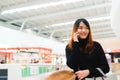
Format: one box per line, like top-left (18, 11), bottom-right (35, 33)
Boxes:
top-left (0, 25), bottom-right (66, 55)
top-left (111, 0), bottom-right (120, 38)
top-left (95, 38), bottom-right (120, 50)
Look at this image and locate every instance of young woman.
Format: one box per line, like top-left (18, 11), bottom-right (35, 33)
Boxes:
top-left (65, 18), bottom-right (110, 80)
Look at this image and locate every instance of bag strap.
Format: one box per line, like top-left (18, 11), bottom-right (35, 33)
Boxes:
top-left (94, 77), bottom-right (104, 80)
top-left (94, 68), bottom-right (106, 80)
top-left (96, 68), bottom-right (106, 77)
top-left (94, 77), bottom-right (96, 80)
top-left (101, 77), bottom-right (104, 80)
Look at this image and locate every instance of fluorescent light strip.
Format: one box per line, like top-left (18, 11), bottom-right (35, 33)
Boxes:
top-left (46, 16), bottom-right (110, 28)
top-left (51, 21), bottom-right (74, 27)
top-left (88, 16), bottom-right (110, 22)
top-left (1, 0), bottom-right (84, 15)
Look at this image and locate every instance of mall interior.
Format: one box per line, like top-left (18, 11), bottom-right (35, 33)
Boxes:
top-left (0, 0), bottom-right (120, 80)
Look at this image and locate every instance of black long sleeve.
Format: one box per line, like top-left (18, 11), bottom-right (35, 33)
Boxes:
top-left (66, 42), bottom-right (81, 71)
top-left (65, 41), bottom-right (110, 78)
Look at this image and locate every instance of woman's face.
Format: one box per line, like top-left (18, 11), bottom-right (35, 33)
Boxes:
top-left (77, 22), bottom-right (89, 39)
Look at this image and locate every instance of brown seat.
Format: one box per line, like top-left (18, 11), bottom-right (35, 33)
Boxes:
top-left (45, 70), bottom-right (75, 80)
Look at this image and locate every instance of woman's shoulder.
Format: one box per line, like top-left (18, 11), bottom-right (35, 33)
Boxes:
top-left (65, 44), bottom-right (70, 50)
top-left (65, 44), bottom-right (69, 47)
top-left (93, 41), bottom-right (102, 46)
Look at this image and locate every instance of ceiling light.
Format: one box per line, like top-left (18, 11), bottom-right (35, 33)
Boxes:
top-left (88, 16), bottom-right (110, 22)
top-left (62, 38), bottom-right (69, 41)
top-left (1, 0), bottom-right (84, 15)
top-left (46, 16), bottom-right (110, 28)
top-left (51, 21), bottom-right (74, 27)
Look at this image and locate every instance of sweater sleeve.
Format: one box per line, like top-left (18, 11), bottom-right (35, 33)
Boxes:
top-left (65, 42), bottom-right (80, 71)
top-left (88, 42), bottom-right (110, 77)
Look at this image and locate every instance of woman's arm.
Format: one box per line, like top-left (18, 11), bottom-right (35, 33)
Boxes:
top-left (88, 42), bottom-right (110, 77)
top-left (65, 42), bottom-right (80, 71)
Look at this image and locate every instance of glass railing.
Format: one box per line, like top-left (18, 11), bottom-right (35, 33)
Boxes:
top-left (22, 65), bottom-right (55, 76)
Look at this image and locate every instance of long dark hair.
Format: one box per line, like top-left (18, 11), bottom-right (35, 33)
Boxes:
top-left (68, 18), bottom-right (94, 54)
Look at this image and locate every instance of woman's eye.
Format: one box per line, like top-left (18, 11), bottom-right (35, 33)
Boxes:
top-left (78, 27), bottom-right (82, 29)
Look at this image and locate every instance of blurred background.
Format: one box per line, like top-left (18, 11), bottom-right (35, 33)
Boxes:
top-left (0, 0), bottom-right (120, 80)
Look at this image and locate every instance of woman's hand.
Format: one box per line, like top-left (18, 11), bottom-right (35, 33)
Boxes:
top-left (73, 32), bottom-right (79, 42)
top-left (75, 69), bottom-right (90, 80)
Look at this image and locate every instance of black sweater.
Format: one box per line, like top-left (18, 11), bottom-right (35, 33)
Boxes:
top-left (65, 41), bottom-right (110, 78)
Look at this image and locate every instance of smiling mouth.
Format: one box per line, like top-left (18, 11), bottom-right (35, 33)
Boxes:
top-left (81, 33), bottom-right (87, 36)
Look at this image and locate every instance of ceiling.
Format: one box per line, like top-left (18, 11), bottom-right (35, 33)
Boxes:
top-left (0, 0), bottom-right (116, 43)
